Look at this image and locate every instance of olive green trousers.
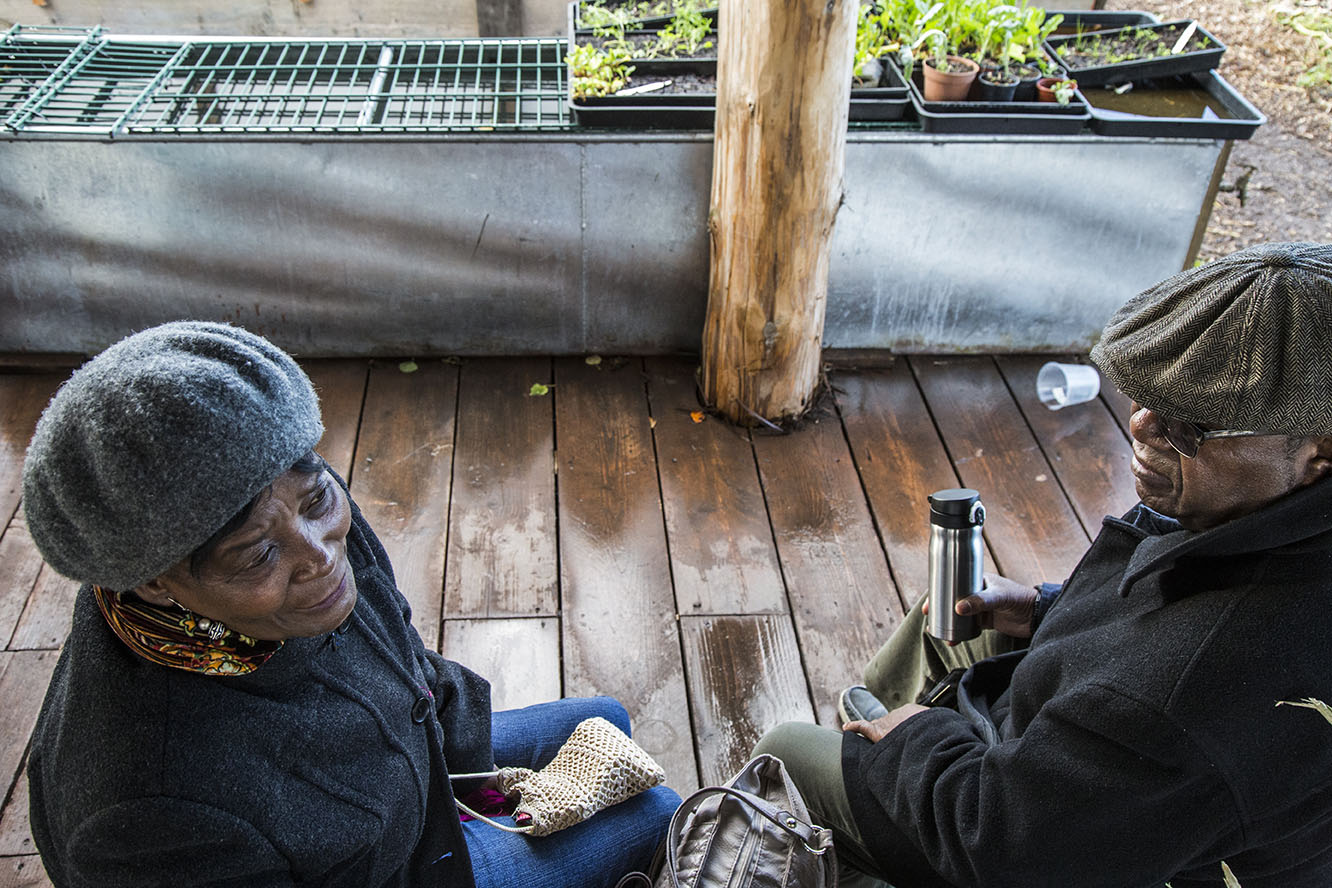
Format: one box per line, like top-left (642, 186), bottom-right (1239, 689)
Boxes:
top-left (752, 594), bottom-right (1022, 888)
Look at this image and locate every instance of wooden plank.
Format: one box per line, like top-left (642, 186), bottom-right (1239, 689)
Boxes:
top-left (444, 359), bottom-right (557, 618)
top-left (7, 567), bottom-right (75, 652)
top-left (680, 615), bottom-right (814, 787)
top-left (910, 356), bottom-right (1088, 587)
top-left (997, 356), bottom-right (1138, 533)
top-left (0, 760), bottom-right (36, 855)
top-left (441, 618), bottom-right (560, 712)
top-left (753, 410), bottom-right (903, 728)
top-left (0, 518), bottom-right (43, 650)
top-left (302, 359), bottom-right (368, 481)
top-left (0, 652), bottom-right (58, 822)
top-left (0, 374), bottom-right (64, 532)
top-left (0, 856), bottom-right (50, 888)
top-left (836, 362), bottom-right (991, 608)
top-left (349, 360), bottom-right (458, 651)
top-left (553, 358), bottom-right (697, 793)
top-left (645, 358), bottom-right (786, 615)
top-left (1100, 375), bottom-right (1136, 440)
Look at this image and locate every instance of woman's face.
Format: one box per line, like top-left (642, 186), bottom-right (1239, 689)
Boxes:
top-left (137, 467), bottom-right (358, 640)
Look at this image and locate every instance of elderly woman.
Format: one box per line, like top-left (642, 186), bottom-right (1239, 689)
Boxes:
top-left (22, 321), bottom-right (679, 888)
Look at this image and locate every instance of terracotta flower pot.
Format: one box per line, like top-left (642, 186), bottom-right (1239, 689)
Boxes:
top-left (921, 55), bottom-right (979, 102)
top-left (1036, 76), bottom-right (1077, 105)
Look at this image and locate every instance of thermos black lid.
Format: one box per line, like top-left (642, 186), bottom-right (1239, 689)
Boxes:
top-left (929, 488), bottom-right (984, 528)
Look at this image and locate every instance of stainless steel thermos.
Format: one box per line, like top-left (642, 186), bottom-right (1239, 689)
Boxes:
top-left (926, 488), bottom-right (985, 642)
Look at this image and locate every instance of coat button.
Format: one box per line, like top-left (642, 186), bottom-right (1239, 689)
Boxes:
top-left (411, 696), bottom-right (431, 724)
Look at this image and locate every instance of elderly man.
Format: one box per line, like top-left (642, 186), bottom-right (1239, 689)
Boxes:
top-left (755, 242), bottom-right (1332, 888)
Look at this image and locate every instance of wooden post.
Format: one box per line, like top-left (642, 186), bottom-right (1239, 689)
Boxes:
top-left (701, 0), bottom-right (857, 426)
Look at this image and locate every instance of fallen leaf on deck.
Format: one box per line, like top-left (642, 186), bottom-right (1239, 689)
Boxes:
top-left (649, 417), bottom-right (657, 429)
top-left (398, 361), bottom-right (418, 374)
top-left (529, 383), bottom-right (550, 397)
top-left (690, 410), bottom-right (705, 423)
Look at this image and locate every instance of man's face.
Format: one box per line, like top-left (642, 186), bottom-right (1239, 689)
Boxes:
top-left (1128, 403), bottom-right (1330, 531)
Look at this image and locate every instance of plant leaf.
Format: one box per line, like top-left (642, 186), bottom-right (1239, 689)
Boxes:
top-left (690, 410), bottom-right (706, 424)
top-left (528, 383), bottom-right (550, 397)
top-left (1221, 861), bottom-right (1242, 888)
top-left (1276, 697), bottom-right (1332, 726)
top-left (586, 355), bottom-right (603, 366)
top-left (398, 360), bottom-right (418, 374)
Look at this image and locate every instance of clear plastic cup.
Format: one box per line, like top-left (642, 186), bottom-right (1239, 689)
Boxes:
top-left (1036, 362), bottom-right (1100, 410)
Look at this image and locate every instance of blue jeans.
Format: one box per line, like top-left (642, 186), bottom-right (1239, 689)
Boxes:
top-left (463, 697), bottom-right (681, 888)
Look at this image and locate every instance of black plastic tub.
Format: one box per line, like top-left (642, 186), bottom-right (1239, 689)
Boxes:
top-left (900, 62), bottom-right (1090, 135)
top-left (1045, 20), bottom-right (1226, 87)
top-left (1082, 69), bottom-right (1265, 139)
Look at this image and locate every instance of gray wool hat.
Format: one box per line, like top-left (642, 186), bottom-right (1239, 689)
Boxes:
top-left (1090, 242), bottom-right (1332, 437)
top-left (22, 321), bottom-right (324, 591)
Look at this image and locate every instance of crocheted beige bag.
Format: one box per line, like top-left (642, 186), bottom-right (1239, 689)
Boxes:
top-left (454, 716), bottom-right (666, 837)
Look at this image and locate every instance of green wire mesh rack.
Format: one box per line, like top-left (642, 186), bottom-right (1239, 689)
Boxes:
top-left (1, 24), bottom-right (574, 136)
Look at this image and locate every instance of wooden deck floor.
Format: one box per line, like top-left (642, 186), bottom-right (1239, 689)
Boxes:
top-left (0, 354), bottom-right (1139, 886)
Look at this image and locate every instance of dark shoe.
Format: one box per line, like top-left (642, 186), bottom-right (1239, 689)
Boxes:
top-left (837, 686), bottom-right (888, 724)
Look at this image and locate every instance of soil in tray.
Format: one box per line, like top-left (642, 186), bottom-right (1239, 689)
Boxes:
top-left (618, 71), bottom-right (715, 96)
top-left (1054, 22), bottom-right (1216, 69)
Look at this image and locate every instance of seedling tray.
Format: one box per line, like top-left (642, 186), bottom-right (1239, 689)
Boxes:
top-left (1082, 69), bottom-right (1265, 139)
top-left (901, 63), bottom-right (1090, 135)
top-left (571, 0), bottom-right (717, 34)
top-left (1043, 9), bottom-right (1161, 33)
top-left (1045, 20), bottom-right (1226, 87)
top-left (570, 60), bottom-right (715, 127)
top-left (572, 59), bottom-right (911, 127)
top-left (850, 59), bottom-right (911, 122)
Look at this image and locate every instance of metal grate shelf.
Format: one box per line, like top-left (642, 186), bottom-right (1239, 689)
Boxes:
top-left (2, 25), bottom-right (574, 136)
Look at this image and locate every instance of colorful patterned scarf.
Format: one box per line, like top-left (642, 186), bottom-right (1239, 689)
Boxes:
top-left (93, 585), bottom-right (283, 676)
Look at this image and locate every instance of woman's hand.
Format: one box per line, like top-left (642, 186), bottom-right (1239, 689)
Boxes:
top-left (956, 573), bottom-right (1038, 639)
top-left (843, 703), bottom-right (928, 743)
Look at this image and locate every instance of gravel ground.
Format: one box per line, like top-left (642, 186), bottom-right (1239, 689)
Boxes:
top-left (1101, 0), bottom-right (1332, 260)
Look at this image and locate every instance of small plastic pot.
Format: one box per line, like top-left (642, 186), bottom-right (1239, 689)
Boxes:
top-left (976, 70), bottom-right (1018, 102)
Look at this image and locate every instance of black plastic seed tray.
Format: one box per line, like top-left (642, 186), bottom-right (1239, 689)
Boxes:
top-left (570, 60), bottom-right (715, 127)
top-left (570, 0), bottom-right (718, 34)
top-left (899, 62), bottom-right (1090, 135)
top-left (1042, 8), bottom-right (1161, 32)
top-left (1045, 19), bottom-right (1226, 87)
top-left (850, 59), bottom-right (911, 122)
top-left (1083, 68), bottom-right (1265, 139)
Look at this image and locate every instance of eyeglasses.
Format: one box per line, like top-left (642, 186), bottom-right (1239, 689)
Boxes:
top-left (1141, 406), bottom-right (1281, 459)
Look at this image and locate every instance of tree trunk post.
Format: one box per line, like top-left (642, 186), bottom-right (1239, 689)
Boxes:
top-left (700, 0), bottom-right (856, 426)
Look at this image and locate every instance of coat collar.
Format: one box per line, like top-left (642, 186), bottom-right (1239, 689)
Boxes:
top-left (1116, 476), bottom-right (1332, 597)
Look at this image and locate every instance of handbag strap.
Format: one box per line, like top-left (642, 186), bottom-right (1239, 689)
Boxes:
top-left (663, 784), bottom-right (834, 888)
top-left (449, 771), bottom-right (535, 835)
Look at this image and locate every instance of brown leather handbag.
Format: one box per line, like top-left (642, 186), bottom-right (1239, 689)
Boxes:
top-left (620, 753), bottom-right (838, 888)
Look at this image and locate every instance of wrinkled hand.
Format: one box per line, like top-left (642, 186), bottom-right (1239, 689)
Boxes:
top-left (842, 703), bottom-right (928, 743)
top-left (957, 573), bottom-right (1038, 639)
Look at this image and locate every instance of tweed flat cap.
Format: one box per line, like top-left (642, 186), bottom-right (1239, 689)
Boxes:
top-left (1090, 242), bottom-right (1332, 436)
top-left (22, 322), bottom-right (324, 591)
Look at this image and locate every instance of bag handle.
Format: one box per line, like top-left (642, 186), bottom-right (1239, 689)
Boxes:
top-left (449, 771), bottom-right (535, 835)
top-left (662, 784), bottom-right (834, 888)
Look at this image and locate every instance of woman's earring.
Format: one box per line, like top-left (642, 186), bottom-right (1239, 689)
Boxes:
top-left (167, 597), bottom-right (187, 611)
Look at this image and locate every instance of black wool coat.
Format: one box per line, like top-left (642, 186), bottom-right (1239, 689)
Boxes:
top-left (843, 479), bottom-right (1332, 888)
top-left (28, 492), bottom-right (493, 887)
